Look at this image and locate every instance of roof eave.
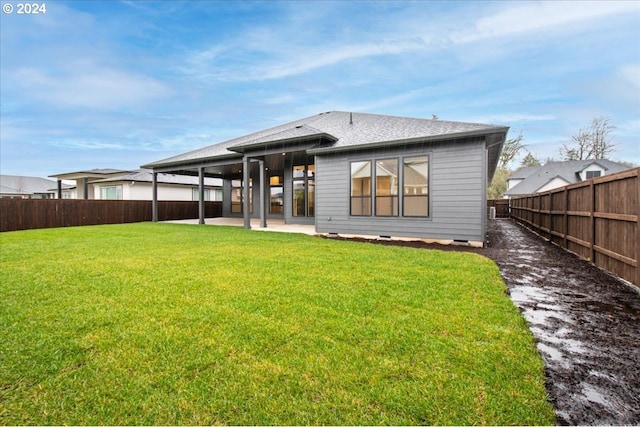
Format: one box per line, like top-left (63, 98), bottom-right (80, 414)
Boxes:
top-left (307, 128), bottom-right (508, 154)
top-left (229, 133), bottom-right (338, 153)
top-left (49, 170), bottom-right (126, 179)
top-left (141, 153), bottom-right (242, 171)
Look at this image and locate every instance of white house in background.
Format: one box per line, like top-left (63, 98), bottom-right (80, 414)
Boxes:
top-left (49, 169), bottom-right (127, 199)
top-left (49, 168), bottom-right (222, 200)
top-left (91, 169), bottom-right (223, 201)
top-left (0, 175), bottom-right (59, 199)
top-left (503, 159), bottom-right (630, 198)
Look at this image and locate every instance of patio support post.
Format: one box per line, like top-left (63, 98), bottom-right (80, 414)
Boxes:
top-left (198, 167), bottom-right (205, 225)
top-left (83, 177), bottom-right (89, 200)
top-left (243, 156), bottom-right (251, 229)
top-left (57, 180), bottom-right (62, 199)
top-left (259, 159), bottom-right (266, 228)
top-left (152, 171), bottom-right (158, 222)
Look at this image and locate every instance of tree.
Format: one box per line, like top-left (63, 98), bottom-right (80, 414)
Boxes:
top-left (559, 116), bottom-right (617, 160)
top-left (618, 160), bottom-right (639, 168)
top-left (520, 152), bottom-right (541, 167)
top-left (499, 131), bottom-right (526, 170)
top-left (488, 131), bottom-right (527, 199)
top-left (487, 168), bottom-right (510, 199)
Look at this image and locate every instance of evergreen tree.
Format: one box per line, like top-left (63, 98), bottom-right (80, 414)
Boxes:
top-left (520, 152), bottom-right (541, 167)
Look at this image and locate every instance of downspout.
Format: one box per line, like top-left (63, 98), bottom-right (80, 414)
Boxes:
top-left (482, 144), bottom-right (488, 247)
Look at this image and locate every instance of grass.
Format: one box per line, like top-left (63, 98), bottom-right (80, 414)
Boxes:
top-left (0, 223), bottom-right (555, 425)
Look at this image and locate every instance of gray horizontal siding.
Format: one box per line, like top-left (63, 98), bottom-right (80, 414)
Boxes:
top-left (315, 139), bottom-right (487, 242)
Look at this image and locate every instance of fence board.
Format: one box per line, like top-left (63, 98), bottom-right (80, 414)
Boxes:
top-left (509, 167), bottom-right (639, 287)
top-left (0, 199), bottom-right (222, 232)
top-left (487, 199), bottom-right (510, 218)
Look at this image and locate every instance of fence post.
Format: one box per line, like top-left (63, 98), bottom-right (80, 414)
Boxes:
top-left (564, 186), bottom-right (568, 249)
top-left (636, 169), bottom-right (640, 288)
top-left (590, 180), bottom-right (596, 262)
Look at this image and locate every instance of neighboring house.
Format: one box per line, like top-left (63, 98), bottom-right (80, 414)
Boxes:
top-left (0, 175), bottom-right (58, 199)
top-left (91, 169), bottom-right (223, 201)
top-left (49, 169), bottom-right (127, 199)
top-left (503, 159), bottom-right (631, 198)
top-left (143, 111), bottom-right (508, 246)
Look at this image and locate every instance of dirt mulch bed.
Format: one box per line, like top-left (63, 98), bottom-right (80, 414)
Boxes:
top-left (324, 219), bottom-right (640, 425)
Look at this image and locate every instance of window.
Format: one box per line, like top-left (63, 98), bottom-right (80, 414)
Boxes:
top-left (100, 185), bottom-right (122, 200)
top-left (231, 179), bottom-right (252, 213)
top-left (351, 156), bottom-right (430, 218)
top-left (192, 188), bottom-right (210, 201)
top-left (270, 174), bottom-right (284, 214)
top-left (293, 163), bottom-right (315, 217)
top-left (586, 170), bottom-right (601, 179)
top-left (350, 161), bottom-right (371, 216)
top-left (193, 188), bottom-right (223, 202)
top-left (375, 159), bottom-right (398, 216)
top-left (403, 156), bottom-right (429, 217)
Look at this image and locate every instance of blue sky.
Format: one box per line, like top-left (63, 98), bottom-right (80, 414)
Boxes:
top-left (1, 0), bottom-right (639, 178)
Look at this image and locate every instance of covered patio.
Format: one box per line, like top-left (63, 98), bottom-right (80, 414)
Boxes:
top-left (145, 139), bottom-right (325, 231)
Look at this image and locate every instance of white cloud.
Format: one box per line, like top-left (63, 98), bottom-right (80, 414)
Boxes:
top-left (3, 1), bottom-right (639, 173)
top-left (182, 1), bottom-right (640, 84)
top-left (351, 87), bottom-right (434, 112)
top-left (618, 64), bottom-right (640, 93)
top-left (10, 65), bottom-right (172, 110)
top-left (470, 113), bottom-right (556, 124)
top-left (454, 1), bottom-right (640, 43)
top-left (184, 36), bottom-right (429, 83)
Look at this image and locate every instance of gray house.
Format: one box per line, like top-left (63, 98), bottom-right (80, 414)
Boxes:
top-left (142, 111), bottom-right (508, 246)
top-left (504, 159), bottom-right (630, 198)
top-left (0, 175), bottom-right (58, 199)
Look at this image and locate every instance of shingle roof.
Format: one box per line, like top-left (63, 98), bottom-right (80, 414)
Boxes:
top-left (0, 175), bottom-right (57, 195)
top-left (508, 166), bottom-right (539, 180)
top-left (504, 160), bottom-right (630, 196)
top-left (142, 111), bottom-right (508, 169)
top-left (231, 124), bottom-right (335, 151)
top-left (49, 168), bottom-right (127, 179)
top-left (92, 169), bottom-right (222, 186)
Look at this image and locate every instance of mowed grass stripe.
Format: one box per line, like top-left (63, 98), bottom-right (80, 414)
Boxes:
top-left (0, 223), bottom-right (554, 425)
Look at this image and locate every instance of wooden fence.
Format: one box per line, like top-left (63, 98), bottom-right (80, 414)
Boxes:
top-left (509, 167), bottom-right (639, 286)
top-left (0, 199), bottom-right (222, 232)
top-left (487, 199), bottom-right (510, 218)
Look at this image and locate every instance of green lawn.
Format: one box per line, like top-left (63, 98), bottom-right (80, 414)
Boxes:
top-left (0, 223), bottom-right (554, 425)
